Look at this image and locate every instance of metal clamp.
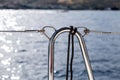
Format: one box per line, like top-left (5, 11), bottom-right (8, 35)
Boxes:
top-left (42, 26), bottom-right (56, 40)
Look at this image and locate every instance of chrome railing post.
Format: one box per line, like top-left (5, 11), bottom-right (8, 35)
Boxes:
top-left (76, 31), bottom-right (95, 80)
top-left (48, 27), bottom-right (94, 80)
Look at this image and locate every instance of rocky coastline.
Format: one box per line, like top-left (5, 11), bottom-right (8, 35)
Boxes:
top-left (0, 0), bottom-right (120, 10)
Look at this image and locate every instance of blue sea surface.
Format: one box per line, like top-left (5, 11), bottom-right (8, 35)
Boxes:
top-left (0, 10), bottom-right (120, 80)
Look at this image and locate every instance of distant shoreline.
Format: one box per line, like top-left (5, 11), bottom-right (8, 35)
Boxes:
top-left (0, 8), bottom-right (120, 11)
top-left (0, 4), bottom-right (119, 10)
top-left (0, 0), bottom-right (120, 11)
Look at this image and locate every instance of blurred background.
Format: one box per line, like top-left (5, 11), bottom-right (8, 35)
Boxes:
top-left (0, 0), bottom-right (120, 10)
top-left (0, 0), bottom-right (120, 80)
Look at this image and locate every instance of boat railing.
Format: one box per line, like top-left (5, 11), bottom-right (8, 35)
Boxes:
top-left (48, 27), bottom-right (95, 80)
top-left (1, 26), bottom-right (120, 80)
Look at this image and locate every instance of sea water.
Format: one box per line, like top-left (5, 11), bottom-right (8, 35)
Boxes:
top-left (0, 10), bottom-right (120, 80)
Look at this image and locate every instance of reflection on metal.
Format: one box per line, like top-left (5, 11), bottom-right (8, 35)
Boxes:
top-left (48, 27), bottom-right (95, 80)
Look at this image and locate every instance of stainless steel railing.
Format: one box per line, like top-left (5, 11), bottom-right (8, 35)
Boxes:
top-left (48, 27), bottom-right (95, 80)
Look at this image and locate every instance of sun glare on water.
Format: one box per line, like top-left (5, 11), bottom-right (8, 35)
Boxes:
top-left (0, 10), bottom-right (23, 80)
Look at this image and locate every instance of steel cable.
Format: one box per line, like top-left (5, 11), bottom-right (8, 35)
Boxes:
top-left (77, 26), bottom-right (120, 37)
top-left (0, 26), bottom-right (56, 40)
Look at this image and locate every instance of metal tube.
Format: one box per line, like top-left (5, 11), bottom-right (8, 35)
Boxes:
top-left (76, 31), bottom-right (95, 80)
top-left (48, 27), bottom-right (94, 80)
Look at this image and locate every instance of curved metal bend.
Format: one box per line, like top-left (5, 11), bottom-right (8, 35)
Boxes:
top-left (48, 27), bottom-right (94, 80)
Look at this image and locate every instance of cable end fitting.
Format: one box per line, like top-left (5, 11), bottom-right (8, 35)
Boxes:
top-left (83, 28), bottom-right (90, 37)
